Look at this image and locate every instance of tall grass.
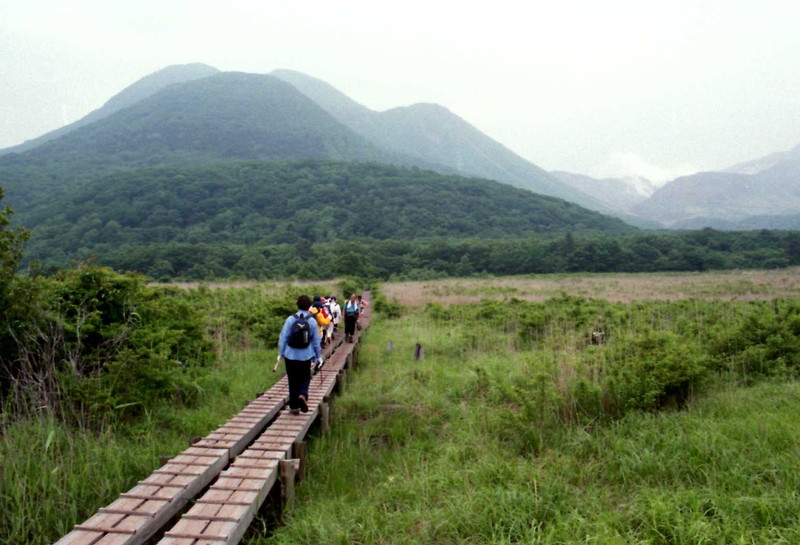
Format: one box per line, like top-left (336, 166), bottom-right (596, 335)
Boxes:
top-left (253, 306), bottom-right (800, 544)
top-left (0, 280), bottom-right (345, 544)
top-left (0, 346), bottom-right (282, 544)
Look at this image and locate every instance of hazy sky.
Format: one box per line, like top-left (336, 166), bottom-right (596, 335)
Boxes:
top-left (2, 0), bottom-right (799, 182)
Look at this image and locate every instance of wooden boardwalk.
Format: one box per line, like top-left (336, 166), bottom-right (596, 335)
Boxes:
top-left (55, 295), bottom-right (371, 545)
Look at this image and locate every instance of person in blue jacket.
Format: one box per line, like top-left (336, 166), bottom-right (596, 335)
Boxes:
top-left (278, 295), bottom-right (322, 415)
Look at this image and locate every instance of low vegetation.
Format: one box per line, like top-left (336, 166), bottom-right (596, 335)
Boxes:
top-left (258, 296), bottom-right (800, 544)
top-left (3, 269), bottom-right (799, 543)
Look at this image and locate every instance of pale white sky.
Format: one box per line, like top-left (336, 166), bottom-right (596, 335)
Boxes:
top-left (2, 0), bottom-right (799, 182)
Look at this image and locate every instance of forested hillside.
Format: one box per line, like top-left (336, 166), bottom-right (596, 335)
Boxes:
top-left (23, 160), bottom-right (633, 272)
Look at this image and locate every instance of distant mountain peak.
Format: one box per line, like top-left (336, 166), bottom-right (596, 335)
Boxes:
top-left (0, 62), bottom-right (220, 156)
top-left (632, 141), bottom-right (800, 228)
top-left (550, 171), bottom-right (657, 216)
top-left (272, 69), bottom-right (609, 212)
top-left (723, 143), bottom-right (800, 175)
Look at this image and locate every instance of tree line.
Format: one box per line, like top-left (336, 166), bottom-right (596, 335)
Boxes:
top-left (46, 229), bottom-right (800, 281)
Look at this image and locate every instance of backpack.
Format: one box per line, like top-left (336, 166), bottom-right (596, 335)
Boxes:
top-left (287, 312), bottom-right (313, 349)
top-left (345, 301), bottom-right (360, 316)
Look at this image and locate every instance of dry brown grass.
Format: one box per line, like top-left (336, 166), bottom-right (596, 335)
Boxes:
top-left (383, 268), bottom-right (800, 306)
top-left (151, 278), bottom-right (341, 294)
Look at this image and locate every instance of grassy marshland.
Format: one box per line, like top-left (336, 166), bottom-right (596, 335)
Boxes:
top-left (3, 273), bottom-right (800, 544)
top-left (257, 295), bottom-right (800, 544)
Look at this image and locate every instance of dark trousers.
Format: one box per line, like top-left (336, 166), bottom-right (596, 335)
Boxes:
top-left (344, 315), bottom-right (358, 337)
top-left (285, 358), bottom-right (311, 409)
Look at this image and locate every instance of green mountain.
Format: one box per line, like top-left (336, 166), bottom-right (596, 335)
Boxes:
top-left (0, 63), bottom-right (221, 157)
top-left (24, 160), bottom-right (635, 267)
top-left (0, 71), bottom-right (403, 214)
top-left (271, 69), bottom-right (607, 211)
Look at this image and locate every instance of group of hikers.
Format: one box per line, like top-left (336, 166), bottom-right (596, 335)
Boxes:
top-left (277, 293), bottom-right (365, 415)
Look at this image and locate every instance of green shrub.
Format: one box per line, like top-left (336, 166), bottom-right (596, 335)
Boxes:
top-left (605, 330), bottom-right (710, 414)
top-left (1, 264), bottom-right (213, 423)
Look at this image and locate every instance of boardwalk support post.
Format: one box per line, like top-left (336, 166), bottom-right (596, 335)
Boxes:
top-left (279, 459), bottom-right (298, 511)
top-left (292, 441), bottom-right (307, 481)
top-left (319, 398), bottom-right (331, 435)
top-left (345, 352), bottom-right (353, 370)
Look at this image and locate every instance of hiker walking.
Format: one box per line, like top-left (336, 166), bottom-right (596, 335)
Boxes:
top-left (321, 296), bottom-right (335, 346)
top-left (309, 295), bottom-right (332, 348)
top-left (343, 293), bottom-right (361, 343)
top-left (328, 296), bottom-right (342, 337)
top-left (278, 295), bottom-right (322, 415)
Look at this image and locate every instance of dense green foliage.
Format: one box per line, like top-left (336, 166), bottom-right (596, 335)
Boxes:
top-left (424, 295), bottom-right (800, 424)
top-left (0, 186), bottom-right (29, 305)
top-left (20, 160), bottom-right (632, 269)
top-left (0, 265), bottom-right (214, 421)
top-left (28, 227), bottom-right (800, 281)
top-left (10, 159), bottom-right (800, 279)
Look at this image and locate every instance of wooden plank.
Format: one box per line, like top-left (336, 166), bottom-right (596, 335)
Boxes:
top-left (113, 514), bottom-right (153, 533)
top-left (156, 538), bottom-right (195, 545)
top-left (223, 466), bottom-right (275, 480)
top-left (94, 533), bottom-right (134, 545)
top-left (54, 530), bottom-right (106, 545)
top-left (165, 519), bottom-right (210, 540)
top-left (73, 525), bottom-right (135, 535)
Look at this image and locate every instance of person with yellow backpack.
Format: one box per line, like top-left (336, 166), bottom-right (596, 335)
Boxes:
top-left (309, 295), bottom-right (332, 347)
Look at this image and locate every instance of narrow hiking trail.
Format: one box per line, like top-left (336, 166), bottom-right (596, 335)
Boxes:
top-left (55, 293), bottom-right (373, 545)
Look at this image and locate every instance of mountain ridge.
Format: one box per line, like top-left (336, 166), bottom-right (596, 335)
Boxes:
top-left (270, 69), bottom-right (609, 212)
top-left (0, 63), bottom-right (221, 157)
top-left (0, 71), bottom-right (411, 214)
top-left (632, 144), bottom-right (800, 228)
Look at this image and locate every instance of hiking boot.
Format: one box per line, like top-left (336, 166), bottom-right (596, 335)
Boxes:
top-left (289, 408), bottom-right (300, 415)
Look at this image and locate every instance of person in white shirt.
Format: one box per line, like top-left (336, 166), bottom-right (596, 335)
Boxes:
top-left (328, 295), bottom-right (342, 338)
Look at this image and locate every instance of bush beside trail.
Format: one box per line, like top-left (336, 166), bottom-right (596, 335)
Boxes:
top-left (1, 265), bottom-right (214, 423)
top-left (422, 295), bottom-right (800, 432)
